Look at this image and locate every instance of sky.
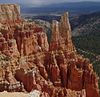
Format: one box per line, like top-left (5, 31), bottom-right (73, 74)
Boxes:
top-left (0, 0), bottom-right (100, 6)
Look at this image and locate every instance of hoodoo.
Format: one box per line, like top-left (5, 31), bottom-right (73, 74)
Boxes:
top-left (0, 4), bottom-right (99, 97)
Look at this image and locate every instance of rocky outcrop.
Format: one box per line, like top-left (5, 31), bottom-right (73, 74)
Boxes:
top-left (0, 32), bottom-right (19, 57)
top-left (59, 12), bottom-right (75, 52)
top-left (0, 4), bottom-right (99, 97)
top-left (45, 12), bottom-right (99, 97)
top-left (0, 4), bottom-right (21, 25)
top-left (50, 13), bottom-right (75, 52)
top-left (14, 22), bottom-right (49, 56)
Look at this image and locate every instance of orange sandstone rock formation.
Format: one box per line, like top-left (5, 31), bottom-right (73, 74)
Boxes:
top-left (0, 4), bottom-right (21, 25)
top-left (0, 4), bottom-right (99, 97)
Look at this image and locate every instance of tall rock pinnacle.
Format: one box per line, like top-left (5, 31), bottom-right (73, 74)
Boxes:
top-left (50, 20), bottom-right (61, 50)
top-left (60, 12), bottom-right (75, 52)
top-left (50, 12), bottom-right (75, 52)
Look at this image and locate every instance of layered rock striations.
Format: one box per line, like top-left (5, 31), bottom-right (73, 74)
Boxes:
top-left (14, 22), bottom-right (49, 56)
top-left (0, 4), bottom-right (99, 97)
top-left (0, 4), bottom-right (21, 26)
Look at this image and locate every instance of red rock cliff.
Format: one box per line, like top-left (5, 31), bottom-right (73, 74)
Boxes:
top-left (0, 4), bottom-right (21, 25)
top-left (0, 4), bottom-right (99, 97)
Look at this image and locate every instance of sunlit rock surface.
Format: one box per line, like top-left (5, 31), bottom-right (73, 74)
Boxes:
top-left (0, 4), bottom-right (99, 97)
top-left (0, 4), bottom-right (21, 25)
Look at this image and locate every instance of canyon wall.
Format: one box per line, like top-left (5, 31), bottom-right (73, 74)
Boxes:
top-left (0, 4), bottom-right (99, 97)
top-left (0, 4), bottom-right (21, 26)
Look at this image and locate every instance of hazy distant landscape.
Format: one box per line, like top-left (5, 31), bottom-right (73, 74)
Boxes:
top-left (21, 2), bottom-right (100, 16)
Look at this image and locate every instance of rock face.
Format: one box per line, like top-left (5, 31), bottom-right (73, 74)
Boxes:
top-left (0, 4), bottom-right (21, 25)
top-left (0, 31), bottom-right (19, 57)
top-left (14, 22), bottom-right (49, 56)
top-left (50, 13), bottom-right (75, 52)
top-left (0, 4), bottom-right (99, 97)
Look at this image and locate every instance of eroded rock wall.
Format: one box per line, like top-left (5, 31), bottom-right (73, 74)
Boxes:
top-left (0, 4), bottom-right (21, 25)
top-left (0, 4), bottom-right (99, 97)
